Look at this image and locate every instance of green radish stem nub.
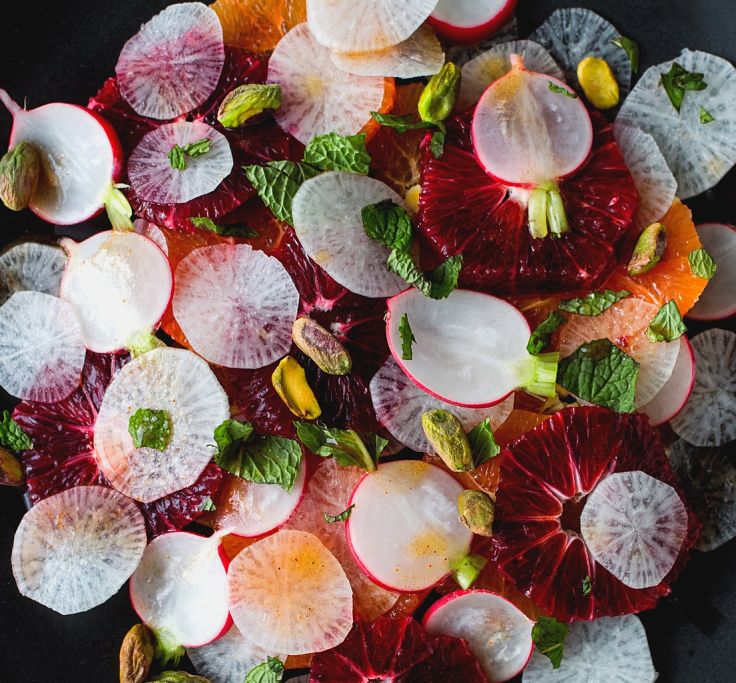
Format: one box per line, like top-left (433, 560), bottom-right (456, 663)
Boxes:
top-left (528, 184), bottom-right (570, 239)
top-left (522, 351), bottom-right (560, 397)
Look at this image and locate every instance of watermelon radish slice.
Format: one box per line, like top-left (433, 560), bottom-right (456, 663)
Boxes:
top-left (0, 241), bottom-right (66, 305)
top-left (12, 485), bottom-right (146, 614)
top-left (346, 460), bottom-right (473, 592)
top-left (0, 291), bottom-right (85, 403)
top-left (429, 0), bottom-right (518, 45)
top-left (687, 223), bottom-right (736, 320)
top-left (670, 329), bottom-right (736, 447)
top-left (172, 243), bottom-right (299, 369)
top-left (423, 590), bottom-right (534, 683)
top-left (115, 2), bottom-right (225, 120)
top-left (370, 357), bottom-right (514, 452)
top-left (94, 348), bottom-right (229, 503)
top-left (134, 219), bottom-right (169, 256)
top-left (523, 615), bottom-right (656, 682)
top-left (130, 531), bottom-right (230, 648)
top-left (227, 529), bottom-right (354, 654)
top-left (443, 15), bottom-right (519, 68)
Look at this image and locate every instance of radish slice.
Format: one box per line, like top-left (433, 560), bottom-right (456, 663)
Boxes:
top-left (0, 241), bottom-right (66, 306)
top-left (580, 470), bottom-right (688, 589)
top-left (134, 219), bottom-right (169, 256)
top-left (444, 16), bottom-right (519, 67)
top-left (0, 291), bottom-right (85, 402)
top-left (616, 50), bottom-right (736, 199)
top-left (127, 121), bottom-right (233, 205)
top-left (423, 590), bottom-right (534, 683)
top-left (172, 244), bottom-right (299, 369)
top-left (307, 0), bottom-right (437, 52)
top-left (670, 329), bottom-right (736, 447)
top-left (130, 532), bottom-right (230, 648)
top-left (115, 2), bottom-right (225, 120)
top-left (346, 460), bottom-right (473, 592)
top-left (472, 57), bottom-right (593, 186)
top-left (60, 231), bottom-right (172, 353)
top-left (331, 25), bottom-right (445, 79)
top-left (268, 23), bottom-right (387, 144)
top-left (456, 40), bottom-right (563, 112)
top-left (370, 357), bottom-right (514, 453)
top-left (94, 348), bottom-right (230, 503)
top-left (687, 223), bottom-right (736, 320)
top-left (227, 529), bottom-right (354, 654)
top-left (523, 615), bottom-right (656, 682)
top-left (12, 485), bottom-right (146, 615)
top-left (429, 0), bottom-right (518, 45)
top-left (292, 172), bottom-right (408, 298)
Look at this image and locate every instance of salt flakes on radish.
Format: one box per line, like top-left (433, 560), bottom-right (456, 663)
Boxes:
top-left (134, 219), bottom-right (169, 256)
top-left (12, 485), bottom-right (146, 615)
top-left (687, 222), bottom-right (736, 321)
top-left (430, 0), bottom-right (518, 45)
top-left (0, 241), bottom-right (66, 305)
top-left (172, 244), bottom-right (299, 369)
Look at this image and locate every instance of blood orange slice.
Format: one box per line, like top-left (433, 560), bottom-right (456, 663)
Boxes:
top-left (212, 0), bottom-right (306, 53)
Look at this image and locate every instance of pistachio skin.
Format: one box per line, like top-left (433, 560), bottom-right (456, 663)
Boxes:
top-left (421, 409), bottom-right (473, 472)
top-left (292, 317), bottom-right (352, 375)
top-left (0, 141), bottom-right (41, 211)
top-left (418, 62), bottom-right (461, 125)
top-left (457, 489), bottom-right (495, 536)
top-left (628, 222), bottom-right (667, 276)
top-left (217, 84), bottom-right (282, 128)
top-left (119, 623), bottom-right (155, 683)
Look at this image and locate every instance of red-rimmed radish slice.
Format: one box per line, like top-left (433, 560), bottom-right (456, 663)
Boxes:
top-left (0, 241), bottom-right (66, 305)
top-left (616, 49), bottom-right (736, 199)
top-left (670, 329), bottom-right (736, 447)
top-left (429, 0), bottom-right (518, 45)
top-left (444, 16), bottom-right (519, 68)
top-left (172, 244), bottom-right (299, 369)
top-left (227, 529), bottom-right (353, 654)
top-left (523, 615), bottom-right (656, 682)
top-left (134, 219), bottom-right (169, 256)
top-left (472, 56), bottom-right (593, 186)
top-left (11, 485), bottom-right (146, 615)
top-left (94, 348), bottom-right (229, 503)
top-left (580, 470), bottom-right (688, 589)
top-left (640, 336), bottom-right (695, 427)
top-left (423, 590), bottom-right (534, 683)
top-left (0, 90), bottom-right (123, 225)
top-left (292, 172), bottom-right (407, 298)
top-left (687, 223), bottom-right (736, 320)
top-left (60, 230), bottom-right (172, 353)
top-left (346, 460), bottom-right (472, 592)
top-left (370, 357), bottom-right (513, 452)
top-left (0, 291), bottom-right (85, 402)
top-left (130, 531), bottom-right (230, 648)
top-left (115, 2), bottom-right (225, 120)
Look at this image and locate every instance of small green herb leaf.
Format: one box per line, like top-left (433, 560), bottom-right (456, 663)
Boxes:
top-left (558, 290), bottom-right (630, 316)
top-left (128, 408), bottom-right (172, 450)
top-left (295, 421), bottom-right (377, 472)
top-left (582, 575), bottom-right (592, 596)
top-left (370, 111), bottom-right (435, 134)
top-left (548, 81), bottom-right (577, 98)
top-left (216, 434), bottom-right (302, 492)
top-left (429, 130), bottom-right (445, 159)
top-left (467, 417), bottom-right (500, 467)
top-left (361, 200), bottom-right (413, 251)
top-left (427, 254), bottom-right (463, 299)
top-left (323, 504), bottom-right (355, 523)
top-left (660, 62), bottom-right (707, 113)
top-left (399, 313), bottom-right (416, 361)
top-left (646, 300), bottom-right (686, 343)
top-left (386, 249), bottom-right (428, 289)
top-left (245, 656), bottom-right (285, 683)
top-left (168, 145), bottom-right (187, 171)
top-left (689, 248), bottom-right (717, 279)
top-left (0, 410), bottom-right (32, 451)
top-left (700, 106), bottom-right (716, 124)
top-left (304, 132), bottom-right (371, 174)
top-left (199, 496), bottom-right (216, 512)
top-left (368, 433), bottom-right (389, 462)
top-left (532, 616), bottom-right (569, 669)
top-left (182, 138), bottom-right (211, 157)
top-left (214, 418), bottom-right (255, 463)
top-left (527, 310), bottom-right (566, 355)
top-left (189, 216), bottom-right (258, 237)
top-left (244, 161), bottom-right (321, 225)
top-left (611, 36), bottom-right (640, 74)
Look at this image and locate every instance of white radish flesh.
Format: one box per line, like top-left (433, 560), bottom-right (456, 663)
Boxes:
top-left (687, 223), bottom-right (736, 320)
top-left (444, 16), bottom-right (520, 68)
top-left (0, 242), bottom-right (66, 305)
top-left (430, 0), bottom-right (518, 44)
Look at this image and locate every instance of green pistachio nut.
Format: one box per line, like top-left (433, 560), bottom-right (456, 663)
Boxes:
top-left (0, 141), bottom-right (40, 211)
top-left (418, 62), bottom-right (461, 124)
top-left (0, 446), bottom-right (24, 487)
top-left (421, 409), bottom-right (473, 471)
top-left (457, 489), bottom-right (495, 536)
top-left (292, 316), bottom-right (352, 375)
top-left (148, 673), bottom-right (210, 683)
top-left (119, 623), bottom-right (155, 683)
top-left (627, 222), bottom-right (667, 275)
top-left (217, 84), bottom-right (282, 128)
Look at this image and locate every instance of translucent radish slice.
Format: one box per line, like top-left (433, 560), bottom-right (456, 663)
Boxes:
top-left (127, 121), bottom-right (233, 205)
top-left (172, 244), bottom-right (299, 369)
top-left (670, 329), bottom-right (736, 447)
top-left (130, 532), bottom-right (230, 648)
top-left (457, 40), bottom-right (563, 112)
top-left (430, 0), bottom-right (518, 45)
top-left (227, 529), bottom-right (353, 654)
top-left (268, 23), bottom-right (386, 144)
top-left (688, 223), bottom-right (736, 320)
top-left (115, 2), bottom-right (225, 120)
top-left (0, 242), bottom-right (66, 306)
top-left (94, 348), bottom-right (230, 503)
top-left (616, 50), bottom-right (736, 199)
top-left (134, 219), bottom-right (169, 256)
top-left (444, 16), bottom-right (519, 67)
top-left (11, 485), bottom-right (146, 615)
top-left (580, 470), bottom-right (688, 589)
top-left (423, 590), bottom-right (534, 683)
top-left (0, 291), bottom-right (85, 402)
top-left (347, 460), bottom-right (473, 591)
top-left (60, 231), bottom-right (172, 353)
top-left (523, 615), bottom-right (656, 682)
top-left (291, 172), bottom-right (407, 298)
top-left (370, 357), bottom-right (514, 453)
top-left (307, 0), bottom-right (438, 52)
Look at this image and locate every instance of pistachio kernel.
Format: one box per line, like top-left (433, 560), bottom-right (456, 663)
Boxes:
top-left (628, 222), bottom-right (667, 276)
top-left (292, 317), bottom-right (352, 375)
top-left (576, 56), bottom-right (620, 110)
top-left (457, 489), bottom-right (495, 536)
top-left (0, 446), bottom-right (24, 487)
top-left (217, 84), bottom-right (282, 128)
top-left (421, 409), bottom-right (473, 472)
top-left (148, 673), bottom-right (211, 683)
top-left (119, 623), bottom-right (155, 683)
top-left (271, 356), bottom-right (322, 420)
top-left (418, 62), bottom-right (461, 125)
top-left (0, 141), bottom-right (41, 211)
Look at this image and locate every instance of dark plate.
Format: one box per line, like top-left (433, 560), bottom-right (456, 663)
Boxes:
top-left (1, 1), bottom-right (735, 681)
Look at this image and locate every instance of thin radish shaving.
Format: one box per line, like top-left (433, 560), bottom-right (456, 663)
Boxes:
top-left (688, 223), bottom-right (736, 320)
top-left (134, 219), bottom-right (169, 256)
top-left (444, 17), bottom-right (519, 67)
top-left (0, 242), bottom-right (66, 305)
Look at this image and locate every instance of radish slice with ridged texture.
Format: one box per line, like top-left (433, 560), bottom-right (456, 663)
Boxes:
top-left (227, 529), bottom-right (353, 654)
top-left (346, 460), bottom-right (473, 592)
top-left (12, 485), bottom-right (146, 615)
top-left (292, 172), bottom-right (407, 298)
top-left (444, 16), bottom-right (519, 67)
top-left (130, 532), bottom-right (230, 648)
top-left (0, 291), bottom-right (85, 402)
top-left (670, 329), bottom-right (736, 447)
top-left (523, 615), bottom-right (657, 682)
top-left (429, 0), bottom-right (518, 45)
top-left (580, 470), bottom-right (688, 589)
top-left (687, 223), bottom-right (736, 321)
top-left (0, 242), bottom-right (66, 306)
top-left (173, 243), bottom-right (299, 369)
top-left (60, 230), bottom-right (172, 353)
top-left (370, 356), bottom-right (514, 452)
top-left (268, 23), bottom-right (387, 144)
top-left (94, 348), bottom-right (229, 503)
top-left (134, 219), bottom-right (169, 256)
top-left (115, 2), bottom-right (225, 120)
top-left (423, 590), bottom-right (534, 683)
top-left (616, 50), bottom-right (736, 199)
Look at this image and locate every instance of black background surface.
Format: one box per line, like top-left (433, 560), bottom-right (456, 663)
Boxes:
top-left (1, 1), bottom-right (735, 681)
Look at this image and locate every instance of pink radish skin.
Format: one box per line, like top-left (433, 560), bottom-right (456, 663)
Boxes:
top-left (687, 223), bottom-right (736, 321)
top-left (429, 0), bottom-right (518, 44)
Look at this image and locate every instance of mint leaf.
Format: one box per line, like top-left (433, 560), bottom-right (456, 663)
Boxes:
top-left (245, 656), bottom-right (285, 683)
top-left (214, 418), bottom-right (254, 463)
top-left (324, 504), bottom-right (355, 523)
top-left (168, 144), bottom-right (187, 171)
top-left (532, 616), bottom-right (569, 669)
top-left (386, 249), bottom-right (428, 289)
top-left (199, 496), bottom-right (216, 512)
top-left (467, 418), bottom-right (500, 467)
top-left (244, 161), bottom-right (320, 225)
top-left (361, 200), bottom-right (413, 251)
top-left (688, 248), bottom-right (717, 279)
top-left (429, 130), bottom-right (445, 159)
top-left (303, 132), bottom-right (370, 174)
top-left (369, 111), bottom-right (435, 134)
top-left (190, 216), bottom-right (258, 237)
top-left (611, 36), bottom-right (640, 74)
top-left (660, 62), bottom-right (707, 113)
top-left (399, 313), bottom-right (416, 361)
top-left (128, 408), bottom-right (172, 450)
top-left (557, 339), bottom-right (639, 413)
top-left (428, 254), bottom-right (463, 299)
top-left (295, 421), bottom-right (377, 472)
top-left (368, 433), bottom-right (389, 462)
top-left (527, 310), bottom-right (566, 355)
top-left (582, 575), bottom-right (592, 596)
top-left (646, 300), bottom-right (686, 343)
top-left (548, 81), bottom-right (577, 98)
top-left (558, 290), bottom-right (630, 316)
top-left (700, 106), bottom-right (716, 124)
top-left (182, 138), bottom-right (211, 157)
top-left (0, 410), bottom-right (32, 451)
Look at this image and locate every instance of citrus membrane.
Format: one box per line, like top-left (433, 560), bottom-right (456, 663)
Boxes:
top-left (0, 241), bottom-right (66, 306)
top-left (687, 223), bottom-right (736, 320)
top-left (429, 0), bottom-right (518, 45)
